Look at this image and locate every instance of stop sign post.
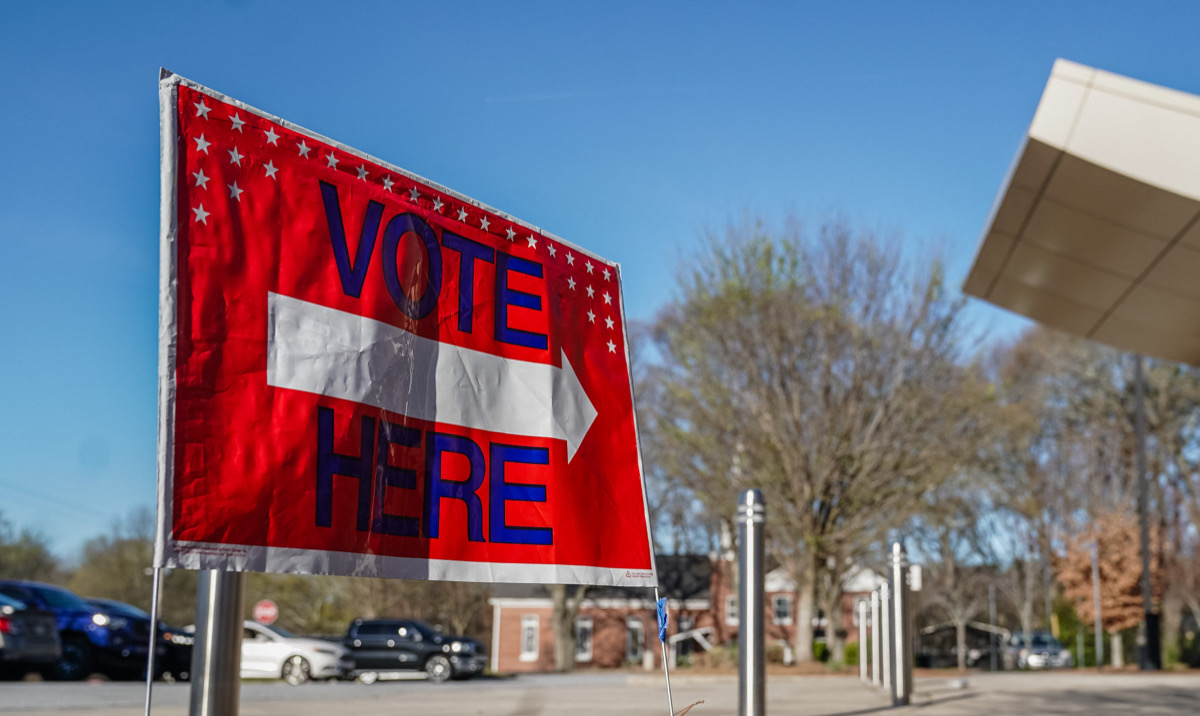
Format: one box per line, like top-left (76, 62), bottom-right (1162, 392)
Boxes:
top-left (253, 599), bottom-right (278, 625)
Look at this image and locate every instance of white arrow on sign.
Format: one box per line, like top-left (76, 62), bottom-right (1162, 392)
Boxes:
top-left (266, 292), bottom-right (598, 460)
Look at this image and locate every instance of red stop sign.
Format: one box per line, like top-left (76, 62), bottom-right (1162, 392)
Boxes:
top-left (253, 599), bottom-right (278, 625)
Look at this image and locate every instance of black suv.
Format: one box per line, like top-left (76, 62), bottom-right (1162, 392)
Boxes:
top-left (343, 618), bottom-right (486, 683)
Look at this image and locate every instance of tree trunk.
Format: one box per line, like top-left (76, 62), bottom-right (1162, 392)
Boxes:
top-left (1110, 632), bottom-right (1124, 668)
top-left (956, 620), bottom-right (968, 672)
top-left (793, 553), bottom-right (817, 662)
top-left (549, 584), bottom-right (588, 672)
top-left (1162, 592), bottom-right (1183, 667)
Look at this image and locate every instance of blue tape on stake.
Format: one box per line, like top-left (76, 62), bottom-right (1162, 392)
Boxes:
top-left (656, 597), bottom-right (668, 642)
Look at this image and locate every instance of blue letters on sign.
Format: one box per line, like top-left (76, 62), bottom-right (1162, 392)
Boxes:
top-left (489, 444), bottom-right (552, 545)
top-left (316, 407), bottom-right (374, 531)
top-left (320, 181), bottom-right (383, 298)
top-left (382, 213), bottom-right (443, 320)
top-left (442, 231), bottom-right (495, 334)
top-left (424, 433), bottom-right (486, 542)
top-left (374, 420), bottom-right (420, 537)
top-left (495, 252), bottom-right (548, 350)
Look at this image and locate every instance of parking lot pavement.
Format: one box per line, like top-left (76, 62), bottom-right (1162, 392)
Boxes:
top-left (3, 671), bottom-right (1200, 715)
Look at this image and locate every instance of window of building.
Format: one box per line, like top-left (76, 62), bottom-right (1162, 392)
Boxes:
top-left (773, 595), bottom-right (794, 625)
top-left (520, 615), bottom-right (539, 662)
top-left (725, 594), bottom-right (738, 626)
top-left (574, 617), bottom-right (594, 662)
top-left (626, 616), bottom-right (645, 663)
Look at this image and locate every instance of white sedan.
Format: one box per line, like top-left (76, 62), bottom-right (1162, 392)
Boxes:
top-left (239, 621), bottom-right (352, 685)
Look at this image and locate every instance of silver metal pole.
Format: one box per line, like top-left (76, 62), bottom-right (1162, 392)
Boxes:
top-left (858, 600), bottom-right (868, 681)
top-left (189, 570), bottom-right (245, 716)
top-left (143, 567), bottom-right (163, 716)
top-left (1091, 541), bottom-right (1103, 668)
top-left (988, 584), bottom-right (997, 672)
top-left (870, 590), bottom-right (881, 687)
top-left (880, 582), bottom-right (891, 693)
top-left (654, 587), bottom-right (674, 716)
top-left (1077, 628), bottom-right (1085, 670)
top-left (736, 489), bottom-right (765, 716)
top-left (1134, 354), bottom-right (1158, 670)
top-left (891, 543), bottom-right (911, 706)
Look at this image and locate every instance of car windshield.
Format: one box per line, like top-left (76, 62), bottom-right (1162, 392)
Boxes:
top-left (1030, 635), bottom-right (1060, 649)
top-left (29, 585), bottom-right (89, 610)
top-left (262, 623), bottom-right (297, 639)
top-left (88, 600), bottom-right (149, 619)
top-left (408, 620), bottom-right (438, 640)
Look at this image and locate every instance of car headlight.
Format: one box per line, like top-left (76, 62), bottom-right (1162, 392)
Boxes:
top-left (451, 641), bottom-right (463, 653)
top-left (93, 614), bottom-right (110, 627)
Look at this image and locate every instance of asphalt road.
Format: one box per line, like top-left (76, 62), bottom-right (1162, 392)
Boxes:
top-left (2, 671), bottom-right (1200, 715)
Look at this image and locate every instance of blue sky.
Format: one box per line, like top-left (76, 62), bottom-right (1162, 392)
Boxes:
top-left (3, 1), bottom-right (1199, 558)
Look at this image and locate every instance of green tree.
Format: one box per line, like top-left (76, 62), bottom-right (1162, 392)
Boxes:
top-left (650, 217), bottom-right (987, 661)
top-left (0, 511), bottom-right (60, 582)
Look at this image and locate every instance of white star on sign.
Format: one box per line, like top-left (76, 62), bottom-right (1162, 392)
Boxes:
top-left (457, 207), bottom-right (468, 222)
top-left (382, 176), bottom-right (394, 191)
top-left (527, 236), bottom-right (537, 249)
top-left (607, 340), bottom-right (616, 353)
top-left (433, 198), bottom-right (444, 212)
top-left (586, 285), bottom-right (595, 298)
top-left (567, 277), bottom-right (577, 290)
top-left (506, 227), bottom-right (516, 241)
top-left (228, 147), bottom-right (243, 166)
top-left (603, 268), bottom-right (611, 281)
top-left (194, 134), bottom-right (211, 153)
top-left (326, 152), bottom-right (339, 168)
top-left (264, 127), bottom-right (280, 145)
top-left (230, 113), bottom-right (245, 132)
top-left (192, 169), bottom-right (209, 188)
top-left (193, 204), bottom-right (210, 224)
top-left (588, 309), bottom-right (596, 323)
top-left (194, 100), bottom-right (211, 118)
top-left (547, 244), bottom-right (557, 258)
top-left (605, 316), bottom-right (614, 329)
top-left (263, 161), bottom-right (278, 179)
top-left (356, 165), bottom-right (368, 181)
top-left (480, 216), bottom-right (490, 231)
top-left (586, 261), bottom-right (594, 274)
top-left (297, 140), bottom-right (311, 157)
top-left (409, 187), bottom-right (420, 202)
top-left (566, 252), bottom-right (575, 266)
top-left (227, 181), bottom-right (244, 202)
top-left (603, 292), bottom-right (612, 305)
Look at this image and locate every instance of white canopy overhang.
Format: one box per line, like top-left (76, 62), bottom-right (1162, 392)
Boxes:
top-left (964, 59), bottom-right (1200, 363)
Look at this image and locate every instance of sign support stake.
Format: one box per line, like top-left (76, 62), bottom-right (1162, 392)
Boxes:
top-left (189, 569), bottom-right (245, 716)
top-left (736, 489), bottom-right (765, 716)
top-left (143, 566), bottom-right (163, 716)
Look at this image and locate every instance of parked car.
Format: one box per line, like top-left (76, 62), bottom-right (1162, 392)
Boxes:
top-left (0, 580), bottom-right (149, 680)
top-left (0, 592), bottom-right (60, 677)
top-left (343, 618), bottom-right (486, 684)
top-left (84, 598), bottom-right (192, 682)
top-left (239, 621), bottom-right (353, 684)
top-left (1003, 631), bottom-right (1073, 670)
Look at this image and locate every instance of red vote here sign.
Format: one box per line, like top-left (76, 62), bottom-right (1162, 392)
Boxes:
top-left (155, 73), bottom-right (656, 587)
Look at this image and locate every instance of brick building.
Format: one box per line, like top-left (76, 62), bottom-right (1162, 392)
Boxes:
top-left (488, 555), bottom-right (882, 672)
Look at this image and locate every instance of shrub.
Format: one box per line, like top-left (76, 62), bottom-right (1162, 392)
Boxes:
top-left (845, 641), bottom-right (860, 666)
top-left (813, 642), bottom-right (829, 662)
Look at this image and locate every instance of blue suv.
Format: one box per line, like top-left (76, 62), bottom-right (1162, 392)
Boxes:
top-left (0, 580), bottom-right (150, 680)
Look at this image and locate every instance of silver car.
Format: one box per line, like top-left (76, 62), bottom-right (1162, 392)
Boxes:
top-left (1004, 631), bottom-right (1073, 670)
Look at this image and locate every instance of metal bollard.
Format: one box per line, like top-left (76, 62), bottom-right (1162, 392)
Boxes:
top-left (189, 570), bottom-right (246, 716)
top-left (871, 590), bottom-right (881, 687)
top-left (858, 599), bottom-right (868, 681)
top-left (736, 489), bottom-right (765, 716)
top-left (892, 543), bottom-right (912, 706)
top-left (880, 582), bottom-right (891, 693)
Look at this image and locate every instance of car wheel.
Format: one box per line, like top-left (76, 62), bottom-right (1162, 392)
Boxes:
top-left (424, 654), bottom-right (451, 684)
top-left (281, 655), bottom-right (311, 685)
top-left (52, 636), bottom-right (94, 681)
top-left (356, 671), bottom-right (378, 685)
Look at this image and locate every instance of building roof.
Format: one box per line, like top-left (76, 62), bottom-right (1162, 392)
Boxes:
top-left (965, 59), bottom-right (1200, 364)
